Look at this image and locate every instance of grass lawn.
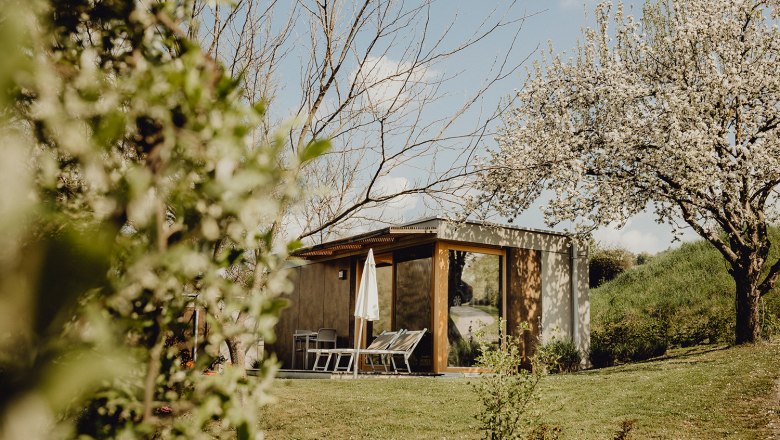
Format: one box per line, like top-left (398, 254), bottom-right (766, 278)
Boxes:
top-left (258, 340), bottom-right (780, 439)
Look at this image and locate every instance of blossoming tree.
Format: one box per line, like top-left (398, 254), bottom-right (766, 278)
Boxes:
top-left (482, 0), bottom-right (780, 343)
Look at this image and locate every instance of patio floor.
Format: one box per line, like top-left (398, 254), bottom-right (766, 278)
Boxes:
top-left (259, 369), bottom-right (442, 379)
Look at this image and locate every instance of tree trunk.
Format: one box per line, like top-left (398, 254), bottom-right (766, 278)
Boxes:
top-left (225, 311), bottom-right (249, 374)
top-left (734, 269), bottom-right (761, 344)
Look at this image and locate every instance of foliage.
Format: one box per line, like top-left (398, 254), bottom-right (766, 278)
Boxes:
top-left (0, 0), bottom-right (316, 438)
top-left (634, 252), bottom-right (652, 266)
top-left (465, 253), bottom-right (502, 307)
top-left (589, 320), bottom-right (669, 368)
top-left (472, 320), bottom-right (543, 440)
top-left (590, 232), bottom-right (780, 366)
top-left (536, 338), bottom-right (582, 374)
top-left (589, 247), bottom-right (635, 288)
top-left (482, 0), bottom-right (780, 343)
top-left (448, 335), bottom-right (482, 367)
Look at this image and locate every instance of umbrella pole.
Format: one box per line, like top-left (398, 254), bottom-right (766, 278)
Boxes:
top-left (354, 317), bottom-right (363, 378)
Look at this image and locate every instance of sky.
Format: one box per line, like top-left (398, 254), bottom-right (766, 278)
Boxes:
top-left (262, 0), bottom-right (702, 253)
top-left (396, 0), bottom-right (700, 254)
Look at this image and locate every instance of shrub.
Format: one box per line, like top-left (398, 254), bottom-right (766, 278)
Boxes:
top-left (589, 320), bottom-right (668, 368)
top-left (635, 252), bottom-right (652, 265)
top-left (0, 1), bottom-right (312, 437)
top-left (536, 338), bottom-right (582, 373)
top-left (449, 337), bottom-right (481, 367)
top-left (589, 247), bottom-right (635, 288)
top-left (761, 308), bottom-right (780, 339)
top-left (667, 311), bottom-right (733, 347)
top-left (473, 320), bottom-right (543, 440)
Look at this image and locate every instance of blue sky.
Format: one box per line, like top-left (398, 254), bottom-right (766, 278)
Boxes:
top-left (267, 0), bottom-right (699, 252)
top-left (426, 0), bottom-right (699, 254)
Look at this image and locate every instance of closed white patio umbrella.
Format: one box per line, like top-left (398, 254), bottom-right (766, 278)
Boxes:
top-left (353, 248), bottom-right (380, 378)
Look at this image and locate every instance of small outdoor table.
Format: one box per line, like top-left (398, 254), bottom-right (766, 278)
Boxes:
top-left (292, 330), bottom-right (317, 370)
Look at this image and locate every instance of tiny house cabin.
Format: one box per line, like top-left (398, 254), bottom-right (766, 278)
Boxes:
top-left (267, 217), bottom-right (589, 374)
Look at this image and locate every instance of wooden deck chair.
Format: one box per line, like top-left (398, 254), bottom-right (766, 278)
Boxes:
top-left (361, 328), bottom-right (427, 373)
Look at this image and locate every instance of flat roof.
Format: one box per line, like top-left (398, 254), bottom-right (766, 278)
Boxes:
top-left (292, 217), bottom-right (568, 259)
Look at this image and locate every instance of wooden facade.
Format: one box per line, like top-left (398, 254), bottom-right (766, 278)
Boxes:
top-left (266, 218), bottom-right (589, 373)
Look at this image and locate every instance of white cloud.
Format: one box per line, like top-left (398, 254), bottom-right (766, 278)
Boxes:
top-left (369, 175), bottom-right (419, 214)
top-left (354, 56), bottom-right (435, 113)
top-left (593, 211), bottom-right (699, 254)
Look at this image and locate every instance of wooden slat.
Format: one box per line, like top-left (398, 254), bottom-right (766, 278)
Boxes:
top-left (322, 259), bottom-right (351, 343)
top-left (298, 263), bottom-right (325, 335)
top-left (270, 266), bottom-right (301, 368)
top-left (432, 242), bottom-right (449, 373)
top-left (507, 248), bottom-right (542, 364)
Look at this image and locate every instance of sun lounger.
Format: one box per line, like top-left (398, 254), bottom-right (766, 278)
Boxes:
top-left (359, 328), bottom-right (427, 373)
top-left (309, 329), bottom-right (403, 372)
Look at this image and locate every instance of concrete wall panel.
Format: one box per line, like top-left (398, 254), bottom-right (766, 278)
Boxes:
top-left (540, 250), bottom-right (572, 342)
top-left (576, 252), bottom-right (590, 359)
top-left (438, 222), bottom-right (570, 254)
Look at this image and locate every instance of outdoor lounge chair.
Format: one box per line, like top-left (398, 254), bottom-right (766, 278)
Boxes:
top-left (359, 328), bottom-right (427, 373)
top-left (309, 329), bottom-right (403, 372)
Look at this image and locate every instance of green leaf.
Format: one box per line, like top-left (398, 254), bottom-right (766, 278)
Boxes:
top-left (298, 139), bottom-right (330, 163)
top-left (287, 239), bottom-right (304, 253)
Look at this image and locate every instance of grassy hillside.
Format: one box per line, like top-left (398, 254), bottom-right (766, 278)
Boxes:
top-left (259, 341), bottom-right (780, 439)
top-left (590, 227), bottom-right (780, 365)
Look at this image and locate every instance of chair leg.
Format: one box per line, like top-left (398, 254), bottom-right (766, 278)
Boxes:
top-left (323, 353), bottom-right (333, 371)
top-left (312, 353), bottom-right (321, 371)
top-left (332, 353), bottom-right (341, 372)
top-left (404, 356), bottom-right (411, 373)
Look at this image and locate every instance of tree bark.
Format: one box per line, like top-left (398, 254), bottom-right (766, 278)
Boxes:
top-left (227, 310), bottom-right (251, 372)
top-left (226, 333), bottom-right (246, 371)
top-left (734, 268), bottom-right (761, 344)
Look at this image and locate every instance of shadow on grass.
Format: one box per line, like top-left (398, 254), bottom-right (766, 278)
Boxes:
top-left (580, 344), bottom-right (732, 375)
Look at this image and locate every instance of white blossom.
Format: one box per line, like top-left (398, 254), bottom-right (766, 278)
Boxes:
top-left (482, 0), bottom-right (780, 342)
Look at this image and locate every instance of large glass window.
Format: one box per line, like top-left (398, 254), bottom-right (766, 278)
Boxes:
top-left (447, 250), bottom-right (502, 368)
top-left (372, 264), bottom-right (393, 336)
top-left (395, 258), bottom-right (431, 334)
top-left (393, 247), bottom-right (433, 371)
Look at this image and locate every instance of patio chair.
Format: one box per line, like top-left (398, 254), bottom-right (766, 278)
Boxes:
top-left (304, 328), bottom-right (337, 370)
top-left (361, 328), bottom-right (427, 373)
top-left (313, 328), bottom-right (337, 350)
top-left (310, 329), bottom-right (403, 372)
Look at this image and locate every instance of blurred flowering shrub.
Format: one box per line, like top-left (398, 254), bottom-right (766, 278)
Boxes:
top-left (0, 1), bottom-right (324, 438)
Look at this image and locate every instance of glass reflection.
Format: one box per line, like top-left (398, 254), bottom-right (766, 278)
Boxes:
top-left (395, 255), bottom-right (432, 370)
top-left (448, 250), bottom-right (501, 367)
top-left (373, 264), bottom-right (393, 336)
